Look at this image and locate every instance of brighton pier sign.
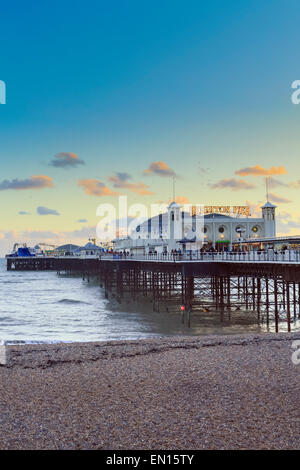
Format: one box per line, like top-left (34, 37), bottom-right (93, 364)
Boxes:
top-left (191, 205), bottom-right (251, 217)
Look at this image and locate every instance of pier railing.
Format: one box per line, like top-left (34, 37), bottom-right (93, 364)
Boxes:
top-left (105, 250), bottom-right (300, 263)
top-left (9, 250), bottom-right (300, 265)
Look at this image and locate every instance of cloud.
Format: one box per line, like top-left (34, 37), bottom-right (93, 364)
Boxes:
top-left (288, 180), bottom-right (300, 189)
top-left (18, 211), bottom-right (31, 215)
top-left (49, 152), bottom-right (85, 168)
top-left (210, 178), bottom-right (256, 191)
top-left (276, 211), bottom-right (292, 221)
top-left (0, 175), bottom-right (54, 190)
top-left (78, 179), bottom-right (119, 197)
top-left (143, 161), bottom-right (176, 178)
top-left (268, 178), bottom-right (300, 189)
top-left (267, 177), bottom-right (289, 189)
top-left (113, 172), bottom-right (131, 182)
top-left (0, 227), bottom-right (99, 257)
top-left (246, 200), bottom-right (266, 218)
top-left (176, 196), bottom-right (190, 204)
top-left (276, 212), bottom-right (300, 234)
top-left (37, 206), bottom-right (60, 216)
top-left (235, 165), bottom-right (287, 177)
top-left (245, 200), bottom-right (263, 218)
top-left (106, 216), bottom-right (136, 239)
top-left (77, 219), bottom-right (88, 223)
top-left (109, 173), bottom-right (154, 195)
top-left (268, 192), bottom-right (292, 204)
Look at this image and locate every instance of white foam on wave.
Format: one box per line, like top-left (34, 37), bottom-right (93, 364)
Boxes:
top-left (2, 339), bottom-right (74, 345)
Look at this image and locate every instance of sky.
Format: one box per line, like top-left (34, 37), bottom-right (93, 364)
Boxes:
top-left (1, 0), bottom-right (300, 254)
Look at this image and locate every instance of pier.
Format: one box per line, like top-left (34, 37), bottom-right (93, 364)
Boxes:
top-left (7, 252), bottom-right (300, 333)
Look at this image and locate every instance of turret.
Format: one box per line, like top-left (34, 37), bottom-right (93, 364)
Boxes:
top-left (168, 201), bottom-right (181, 249)
top-left (261, 201), bottom-right (276, 237)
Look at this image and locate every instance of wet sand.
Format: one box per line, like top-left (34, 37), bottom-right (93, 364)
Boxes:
top-left (0, 333), bottom-right (299, 450)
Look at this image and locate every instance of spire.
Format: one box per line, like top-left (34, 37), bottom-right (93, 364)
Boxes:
top-left (266, 177), bottom-right (269, 202)
top-left (172, 176), bottom-right (175, 202)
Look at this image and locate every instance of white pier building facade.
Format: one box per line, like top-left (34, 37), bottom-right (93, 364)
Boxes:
top-left (113, 201), bottom-right (276, 254)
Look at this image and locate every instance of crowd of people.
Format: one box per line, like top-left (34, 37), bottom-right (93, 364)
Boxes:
top-left (102, 245), bottom-right (299, 259)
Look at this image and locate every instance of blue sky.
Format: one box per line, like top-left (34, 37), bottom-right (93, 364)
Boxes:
top-left (0, 0), bottom-right (300, 253)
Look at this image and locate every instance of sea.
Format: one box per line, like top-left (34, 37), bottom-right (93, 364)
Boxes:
top-left (0, 258), bottom-right (297, 344)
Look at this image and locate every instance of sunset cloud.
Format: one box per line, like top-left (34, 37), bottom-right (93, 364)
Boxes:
top-left (267, 177), bottom-right (289, 189)
top-left (235, 165), bottom-right (287, 177)
top-left (109, 173), bottom-right (154, 195)
top-left (174, 196), bottom-right (190, 204)
top-left (266, 177), bottom-right (300, 189)
top-left (143, 161), bottom-right (176, 178)
top-left (50, 152), bottom-right (85, 169)
top-left (0, 175), bottom-right (54, 190)
top-left (245, 200), bottom-right (262, 218)
top-left (37, 206), bottom-right (60, 216)
top-left (210, 178), bottom-right (255, 191)
top-left (78, 179), bottom-right (118, 197)
top-left (276, 212), bottom-right (300, 235)
top-left (112, 172), bottom-right (131, 182)
top-left (288, 180), bottom-right (300, 189)
top-left (0, 226), bottom-right (103, 257)
top-left (268, 192), bottom-right (292, 204)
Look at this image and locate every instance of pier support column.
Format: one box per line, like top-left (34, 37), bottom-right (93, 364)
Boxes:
top-left (227, 276), bottom-right (231, 309)
top-left (186, 276), bottom-right (194, 311)
top-left (252, 277), bottom-right (256, 311)
top-left (274, 276), bottom-right (279, 333)
top-left (219, 276), bottom-right (224, 321)
top-left (286, 281), bottom-right (291, 332)
top-left (245, 276), bottom-right (249, 310)
top-left (298, 283), bottom-right (300, 319)
top-left (116, 268), bottom-right (123, 303)
top-left (265, 277), bottom-right (270, 328)
top-left (257, 277), bottom-right (261, 323)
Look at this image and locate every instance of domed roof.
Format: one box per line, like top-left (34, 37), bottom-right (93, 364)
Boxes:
top-left (261, 201), bottom-right (277, 208)
top-left (84, 242), bottom-right (100, 249)
top-left (168, 201), bottom-right (181, 209)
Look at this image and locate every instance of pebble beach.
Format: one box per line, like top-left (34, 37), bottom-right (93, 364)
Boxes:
top-left (0, 333), bottom-right (299, 450)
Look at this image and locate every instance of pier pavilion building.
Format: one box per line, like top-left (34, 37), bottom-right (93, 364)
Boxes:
top-left (113, 201), bottom-right (276, 254)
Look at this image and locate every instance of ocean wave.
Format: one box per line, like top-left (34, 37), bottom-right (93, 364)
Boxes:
top-left (0, 316), bottom-right (14, 322)
top-left (57, 298), bottom-right (91, 305)
top-left (0, 280), bottom-right (24, 284)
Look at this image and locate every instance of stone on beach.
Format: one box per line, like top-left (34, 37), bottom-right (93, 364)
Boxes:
top-left (0, 333), bottom-right (299, 450)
